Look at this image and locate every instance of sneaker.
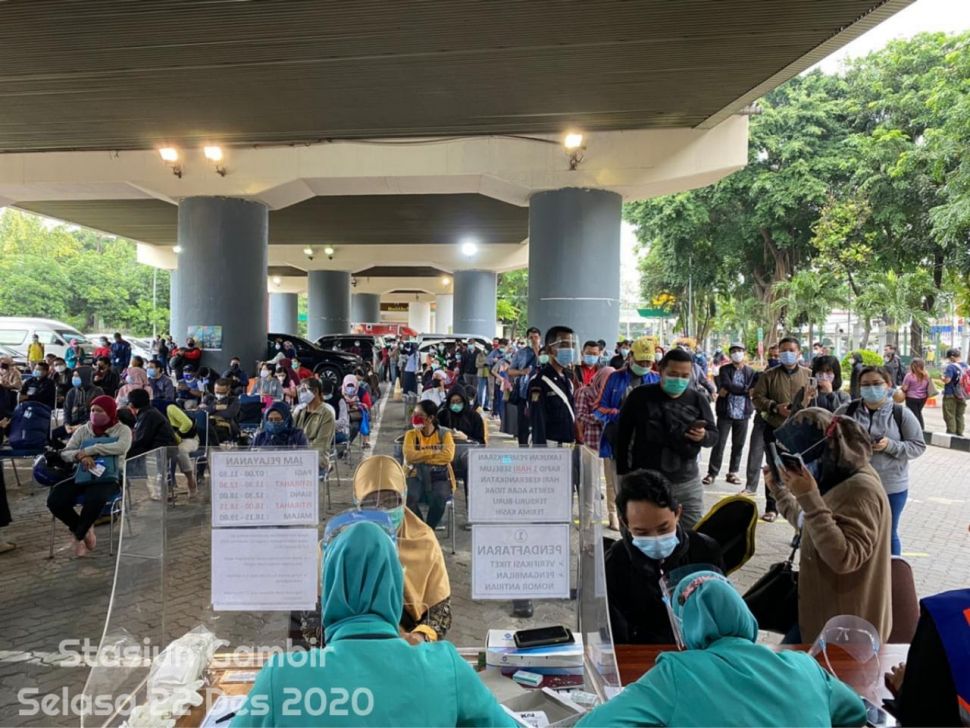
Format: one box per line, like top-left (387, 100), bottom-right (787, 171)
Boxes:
top-left (0, 542), bottom-right (16, 554)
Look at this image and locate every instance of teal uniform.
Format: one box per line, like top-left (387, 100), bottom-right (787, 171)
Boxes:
top-left (233, 522), bottom-right (514, 727)
top-left (579, 572), bottom-right (866, 728)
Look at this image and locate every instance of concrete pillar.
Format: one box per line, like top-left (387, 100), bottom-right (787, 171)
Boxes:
top-left (435, 294), bottom-right (454, 334)
top-left (168, 268), bottom-right (179, 338)
top-left (351, 293), bottom-right (381, 324)
top-left (307, 270), bottom-right (351, 339)
top-left (408, 301), bottom-right (432, 333)
top-left (453, 270), bottom-right (497, 338)
top-left (268, 292), bottom-right (298, 334)
top-left (171, 196), bottom-right (268, 371)
top-left (528, 188), bottom-right (621, 345)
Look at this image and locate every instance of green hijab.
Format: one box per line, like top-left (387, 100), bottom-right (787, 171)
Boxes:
top-left (672, 571), bottom-right (758, 650)
top-left (322, 521), bottom-right (403, 643)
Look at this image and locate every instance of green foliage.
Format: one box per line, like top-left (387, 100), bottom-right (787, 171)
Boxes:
top-left (497, 270), bottom-right (528, 336)
top-left (841, 349), bottom-right (884, 374)
top-left (0, 209), bottom-right (169, 336)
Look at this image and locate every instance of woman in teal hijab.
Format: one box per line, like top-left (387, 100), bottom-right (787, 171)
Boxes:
top-left (578, 571), bottom-right (866, 727)
top-left (234, 520), bottom-right (514, 727)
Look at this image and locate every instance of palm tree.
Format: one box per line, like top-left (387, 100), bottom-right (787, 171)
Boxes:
top-left (771, 270), bottom-right (848, 347)
top-left (854, 270), bottom-right (934, 351)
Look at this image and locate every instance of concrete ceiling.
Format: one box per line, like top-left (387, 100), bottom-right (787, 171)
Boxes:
top-left (16, 194), bottom-right (528, 247)
top-left (0, 0), bottom-right (909, 152)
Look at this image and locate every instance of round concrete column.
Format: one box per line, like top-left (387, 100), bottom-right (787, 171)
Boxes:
top-left (307, 271), bottom-right (351, 339)
top-left (269, 292), bottom-right (299, 334)
top-left (408, 301), bottom-right (432, 333)
top-left (453, 270), bottom-right (497, 338)
top-left (435, 294), bottom-right (454, 334)
top-left (171, 196), bottom-right (268, 371)
top-left (528, 188), bottom-right (621, 345)
top-left (351, 293), bottom-right (381, 324)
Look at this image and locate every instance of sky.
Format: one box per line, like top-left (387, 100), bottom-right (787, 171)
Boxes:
top-left (619, 0), bottom-right (970, 314)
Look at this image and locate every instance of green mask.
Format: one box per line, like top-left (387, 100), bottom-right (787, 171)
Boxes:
top-left (386, 506), bottom-right (405, 531)
top-left (661, 375), bottom-right (690, 397)
top-left (630, 362), bottom-right (650, 377)
top-left (538, 354), bottom-right (550, 365)
top-left (449, 402), bottom-right (464, 413)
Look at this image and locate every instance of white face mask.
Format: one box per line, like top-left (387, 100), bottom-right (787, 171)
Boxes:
top-left (730, 351), bottom-right (745, 363)
top-left (260, 369), bottom-right (271, 379)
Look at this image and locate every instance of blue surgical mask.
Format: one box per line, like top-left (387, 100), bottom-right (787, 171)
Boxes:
top-left (555, 349), bottom-right (576, 367)
top-left (861, 384), bottom-right (888, 404)
top-left (386, 506), bottom-right (405, 531)
top-left (582, 354), bottom-right (599, 367)
top-left (71, 376), bottom-right (82, 388)
top-left (631, 532), bottom-right (679, 561)
top-left (599, 355), bottom-right (611, 365)
top-left (264, 420), bottom-right (284, 435)
top-left (619, 348), bottom-right (631, 358)
top-left (779, 351), bottom-right (799, 367)
top-left (146, 368), bottom-right (157, 379)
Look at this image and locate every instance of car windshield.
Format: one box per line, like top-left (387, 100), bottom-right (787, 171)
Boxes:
top-left (0, 329), bottom-right (26, 346)
top-left (57, 330), bottom-right (89, 345)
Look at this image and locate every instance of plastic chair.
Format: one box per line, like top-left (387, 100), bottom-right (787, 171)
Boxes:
top-left (889, 556), bottom-right (920, 643)
top-left (321, 432), bottom-right (340, 512)
top-left (438, 496), bottom-right (457, 555)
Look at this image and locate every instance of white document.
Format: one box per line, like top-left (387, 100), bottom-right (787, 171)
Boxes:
top-left (472, 524), bottom-right (570, 600)
top-left (468, 448), bottom-right (572, 524)
top-left (199, 694), bottom-right (247, 728)
top-left (210, 449), bottom-right (319, 527)
top-left (211, 528), bottom-right (318, 611)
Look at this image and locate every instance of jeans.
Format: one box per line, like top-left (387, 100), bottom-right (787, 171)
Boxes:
top-left (406, 464), bottom-right (452, 529)
top-left (493, 387), bottom-right (506, 423)
top-left (477, 376), bottom-right (489, 409)
top-left (942, 395), bottom-right (966, 436)
top-left (887, 489), bottom-right (907, 556)
top-left (669, 476), bottom-right (704, 529)
top-left (402, 371), bottom-right (417, 396)
top-left (904, 397), bottom-right (926, 430)
top-left (47, 478), bottom-right (119, 541)
top-left (708, 416), bottom-right (749, 476)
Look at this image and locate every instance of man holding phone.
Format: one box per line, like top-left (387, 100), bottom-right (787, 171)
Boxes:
top-left (614, 348), bottom-right (717, 528)
top-left (751, 336), bottom-right (812, 522)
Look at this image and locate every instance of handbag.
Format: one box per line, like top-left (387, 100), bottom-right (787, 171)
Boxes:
top-left (742, 533), bottom-right (800, 634)
top-left (927, 377), bottom-right (938, 399)
top-left (73, 436), bottom-right (121, 487)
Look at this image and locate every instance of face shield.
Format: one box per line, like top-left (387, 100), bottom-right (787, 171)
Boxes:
top-left (659, 564), bottom-right (725, 650)
top-left (323, 509), bottom-right (397, 551)
top-left (774, 418), bottom-right (827, 464)
top-left (548, 335), bottom-right (580, 368)
top-left (808, 616), bottom-right (881, 692)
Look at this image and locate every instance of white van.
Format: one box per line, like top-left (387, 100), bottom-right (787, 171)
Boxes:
top-left (0, 317), bottom-right (92, 361)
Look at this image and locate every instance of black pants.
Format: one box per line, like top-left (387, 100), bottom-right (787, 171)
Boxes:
top-left (47, 479), bottom-right (119, 541)
top-left (905, 397), bottom-right (926, 430)
top-left (708, 416), bottom-right (749, 477)
top-left (744, 415), bottom-right (775, 512)
top-left (516, 403), bottom-right (531, 445)
top-left (0, 465), bottom-right (11, 529)
top-left (406, 465), bottom-right (452, 529)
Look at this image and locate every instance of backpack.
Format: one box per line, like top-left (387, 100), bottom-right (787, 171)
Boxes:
top-left (845, 400), bottom-right (904, 435)
top-left (8, 401), bottom-right (52, 449)
top-left (959, 364), bottom-right (970, 400)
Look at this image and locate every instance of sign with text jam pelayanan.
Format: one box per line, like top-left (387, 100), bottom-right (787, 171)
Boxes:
top-left (467, 448), bottom-right (572, 524)
top-left (210, 449), bottom-right (319, 527)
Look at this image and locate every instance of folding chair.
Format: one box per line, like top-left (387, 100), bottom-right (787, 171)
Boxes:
top-left (440, 496), bottom-right (457, 555)
top-left (47, 482), bottom-right (131, 558)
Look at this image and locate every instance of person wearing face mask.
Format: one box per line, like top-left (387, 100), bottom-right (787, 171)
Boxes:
top-left (53, 366), bottom-right (103, 442)
top-left (765, 344), bottom-right (780, 369)
top-left (582, 570), bottom-right (864, 728)
top-left (403, 400), bottom-right (456, 529)
top-left (610, 339), bottom-right (632, 369)
top-left (274, 364), bottom-right (298, 404)
top-left (604, 470), bottom-right (723, 645)
top-left (26, 334), bottom-right (45, 367)
top-left (20, 361), bottom-right (56, 408)
top-left (529, 325), bottom-right (580, 446)
top-left (321, 380), bottom-right (351, 447)
top-left (436, 386), bottom-right (485, 494)
top-left (0, 355), bottom-right (23, 408)
top-left (751, 336), bottom-right (812, 522)
top-left (342, 373), bottom-right (371, 445)
top-left (221, 357), bottom-right (249, 395)
top-left (251, 401), bottom-right (309, 448)
top-left (803, 355), bottom-right (850, 413)
top-left (764, 408), bottom-right (892, 644)
top-left (64, 339), bottom-right (83, 371)
top-left (507, 326), bottom-right (542, 444)
top-left (51, 395), bottom-right (132, 557)
top-left (292, 378), bottom-right (335, 471)
top-left (835, 366), bottom-right (925, 556)
top-left (593, 337), bottom-right (662, 528)
top-left (114, 361), bottom-right (151, 408)
top-left (50, 357), bottom-right (73, 407)
top-left (248, 362), bottom-right (284, 401)
top-left (704, 344), bottom-right (755, 487)
top-left (615, 348), bottom-right (717, 528)
top-left (200, 378), bottom-right (242, 444)
top-left (574, 340), bottom-right (601, 387)
top-left (91, 356), bottom-right (120, 398)
top-left (146, 359), bottom-right (176, 405)
top-left (290, 358), bottom-right (313, 382)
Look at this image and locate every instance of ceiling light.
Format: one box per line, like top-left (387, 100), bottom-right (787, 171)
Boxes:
top-left (441, 277), bottom-right (451, 286)
top-left (461, 240), bottom-right (478, 256)
top-left (272, 275), bottom-right (282, 286)
top-left (173, 245), bottom-right (183, 254)
top-left (159, 147), bottom-right (179, 163)
top-left (324, 246), bottom-right (335, 256)
top-left (303, 247), bottom-right (314, 256)
top-left (563, 132), bottom-right (584, 150)
top-left (203, 145), bottom-right (223, 162)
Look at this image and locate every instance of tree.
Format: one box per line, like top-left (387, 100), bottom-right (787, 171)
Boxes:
top-left (771, 269), bottom-right (848, 348)
top-left (496, 270), bottom-right (528, 337)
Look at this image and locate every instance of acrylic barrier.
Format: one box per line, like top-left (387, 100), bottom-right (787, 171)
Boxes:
top-left (79, 441), bottom-right (622, 726)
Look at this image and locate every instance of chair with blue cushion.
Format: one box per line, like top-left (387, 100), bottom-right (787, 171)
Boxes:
top-left (47, 484), bottom-right (131, 558)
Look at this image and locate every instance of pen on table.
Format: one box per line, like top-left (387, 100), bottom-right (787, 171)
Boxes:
top-left (215, 711), bottom-right (235, 724)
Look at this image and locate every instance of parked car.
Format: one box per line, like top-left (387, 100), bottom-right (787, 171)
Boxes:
top-left (266, 334), bottom-right (362, 384)
top-left (0, 317), bottom-right (93, 362)
top-left (417, 334), bottom-right (490, 354)
top-left (314, 334), bottom-right (386, 371)
top-left (0, 344), bottom-right (29, 373)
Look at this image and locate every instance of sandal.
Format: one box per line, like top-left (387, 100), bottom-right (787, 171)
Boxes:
top-left (702, 475), bottom-right (715, 486)
top-left (726, 473), bottom-right (742, 485)
top-left (761, 511), bottom-right (778, 523)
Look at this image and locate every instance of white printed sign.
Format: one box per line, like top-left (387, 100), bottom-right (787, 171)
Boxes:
top-left (210, 449), bottom-right (319, 527)
top-left (472, 524), bottom-right (570, 600)
top-left (211, 528), bottom-right (318, 611)
top-left (468, 448), bottom-right (572, 524)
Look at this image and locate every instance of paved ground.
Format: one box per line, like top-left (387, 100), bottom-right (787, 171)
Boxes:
top-left (0, 392), bottom-right (967, 725)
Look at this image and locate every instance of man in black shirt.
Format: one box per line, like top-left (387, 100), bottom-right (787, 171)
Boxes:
top-left (529, 325), bottom-right (578, 445)
top-left (20, 361), bottom-right (56, 409)
top-left (615, 348), bottom-right (717, 528)
top-left (127, 389), bottom-right (178, 458)
top-left (92, 356), bottom-right (121, 398)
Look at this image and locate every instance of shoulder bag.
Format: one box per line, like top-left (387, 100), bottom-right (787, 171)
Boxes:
top-left (742, 532), bottom-right (799, 634)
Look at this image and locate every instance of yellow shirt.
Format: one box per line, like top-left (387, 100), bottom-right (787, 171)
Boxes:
top-left (27, 342), bottom-right (45, 363)
top-left (403, 427), bottom-right (456, 491)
